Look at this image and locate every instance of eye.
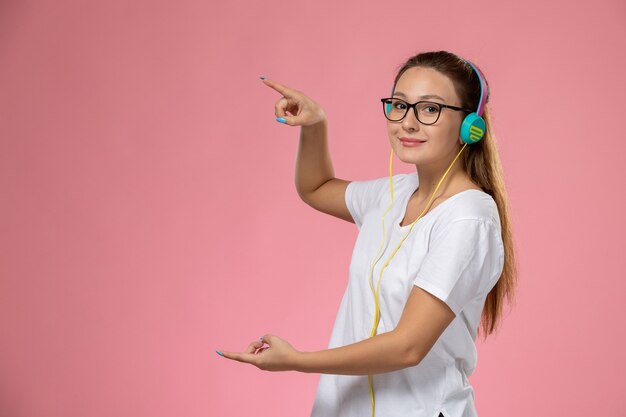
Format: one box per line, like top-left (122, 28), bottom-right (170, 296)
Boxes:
top-left (417, 102), bottom-right (441, 114)
top-left (393, 100), bottom-right (407, 110)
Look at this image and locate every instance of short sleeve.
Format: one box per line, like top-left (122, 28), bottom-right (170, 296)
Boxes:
top-left (413, 218), bottom-right (504, 316)
top-left (344, 177), bottom-right (389, 229)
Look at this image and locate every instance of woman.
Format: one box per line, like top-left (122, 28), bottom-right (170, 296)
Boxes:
top-left (217, 50), bottom-right (518, 417)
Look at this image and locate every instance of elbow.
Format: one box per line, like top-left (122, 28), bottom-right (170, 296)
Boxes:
top-left (297, 191), bottom-right (317, 209)
top-left (297, 190), bottom-right (310, 204)
top-left (393, 333), bottom-right (425, 368)
top-left (403, 348), bottom-right (424, 368)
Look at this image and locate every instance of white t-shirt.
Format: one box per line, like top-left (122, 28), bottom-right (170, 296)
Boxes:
top-left (310, 172), bottom-right (505, 417)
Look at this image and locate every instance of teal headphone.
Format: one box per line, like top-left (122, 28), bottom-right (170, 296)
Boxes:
top-left (387, 59), bottom-right (489, 144)
top-left (460, 61), bottom-right (488, 144)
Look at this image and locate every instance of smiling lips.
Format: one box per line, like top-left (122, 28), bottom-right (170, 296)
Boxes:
top-left (399, 137), bottom-right (426, 146)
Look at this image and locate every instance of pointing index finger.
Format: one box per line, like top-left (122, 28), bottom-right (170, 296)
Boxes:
top-left (262, 78), bottom-right (299, 98)
top-left (220, 350), bottom-right (257, 365)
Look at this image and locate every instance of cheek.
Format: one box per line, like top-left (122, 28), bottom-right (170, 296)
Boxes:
top-left (438, 121), bottom-right (461, 141)
top-left (422, 125), bottom-right (459, 146)
top-left (447, 124), bottom-right (460, 139)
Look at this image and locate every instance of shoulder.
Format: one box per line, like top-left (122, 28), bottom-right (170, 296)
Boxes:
top-left (428, 192), bottom-right (504, 259)
top-left (347, 172), bottom-right (415, 199)
top-left (438, 189), bottom-right (501, 230)
top-left (355, 172), bottom-right (414, 187)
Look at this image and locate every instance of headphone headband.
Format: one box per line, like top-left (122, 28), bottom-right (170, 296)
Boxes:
top-left (465, 60), bottom-right (488, 117)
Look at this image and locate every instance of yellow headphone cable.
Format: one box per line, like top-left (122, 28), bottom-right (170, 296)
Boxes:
top-left (366, 143), bottom-right (468, 417)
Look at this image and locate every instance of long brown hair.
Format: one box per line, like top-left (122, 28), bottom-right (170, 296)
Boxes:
top-left (393, 51), bottom-right (518, 339)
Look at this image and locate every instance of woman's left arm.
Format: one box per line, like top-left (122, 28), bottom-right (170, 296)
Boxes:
top-left (217, 285), bottom-right (456, 375)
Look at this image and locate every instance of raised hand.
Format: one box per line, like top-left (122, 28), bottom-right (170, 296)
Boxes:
top-left (261, 78), bottom-right (327, 127)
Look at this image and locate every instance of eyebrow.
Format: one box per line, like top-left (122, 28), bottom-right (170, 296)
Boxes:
top-left (393, 91), bottom-right (446, 101)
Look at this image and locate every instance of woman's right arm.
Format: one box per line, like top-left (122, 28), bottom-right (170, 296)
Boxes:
top-left (295, 121), bottom-right (353, 223)
top-left (262, 78), bottom-right (354, 224)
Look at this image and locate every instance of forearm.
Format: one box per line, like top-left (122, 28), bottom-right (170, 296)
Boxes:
top-left (293, 330), bottom-right (419, 375)
top-left (294, 120), bottom-right (335, 200)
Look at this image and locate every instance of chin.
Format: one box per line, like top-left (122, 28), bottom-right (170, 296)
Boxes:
top-left (392, 144), bottom-right (425, 165)
top-left (397, 155), bottom-right (422, 165)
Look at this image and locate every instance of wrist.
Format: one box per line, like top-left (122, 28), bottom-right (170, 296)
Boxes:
top-left (301, 117), bottom-right (327, 130)
top-left (292, 350), bottom-right (310, 373)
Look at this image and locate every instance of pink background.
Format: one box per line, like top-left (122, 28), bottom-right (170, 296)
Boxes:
top-left (1, 0), bottom-right (625, 416)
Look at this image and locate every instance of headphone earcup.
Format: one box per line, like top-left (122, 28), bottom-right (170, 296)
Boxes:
top-left (460, 112), bottom-right (486, 144)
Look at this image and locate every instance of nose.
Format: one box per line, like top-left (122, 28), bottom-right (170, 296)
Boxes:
top-left (401, 107), bottom-right (421, 131)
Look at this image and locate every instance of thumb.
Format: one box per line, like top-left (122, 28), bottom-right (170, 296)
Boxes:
top-left (277, 116), bottom-right (298, 126)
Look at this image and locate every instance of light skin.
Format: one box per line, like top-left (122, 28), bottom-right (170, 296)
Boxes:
top-left (390, 66), bottom-right (482, 225)
top-left (217, 68), bottom-right (479, 375)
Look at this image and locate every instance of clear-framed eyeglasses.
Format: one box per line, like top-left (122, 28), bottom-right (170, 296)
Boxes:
top-left (380, 98), bottom-right (474, 125)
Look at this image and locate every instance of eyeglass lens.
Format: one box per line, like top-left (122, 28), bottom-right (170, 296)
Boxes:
top-left (383, 99), bottom-right (441, 124)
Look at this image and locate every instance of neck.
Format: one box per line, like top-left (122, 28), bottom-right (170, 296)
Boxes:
top-left (414, 146), bottom-right (467, 199)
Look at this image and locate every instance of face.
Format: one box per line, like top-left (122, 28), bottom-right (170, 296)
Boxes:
top-left (387, 66), bottom-right (465, 168)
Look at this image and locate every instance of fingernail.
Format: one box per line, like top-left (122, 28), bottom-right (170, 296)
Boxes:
top-left (276, 117), bottom-right (286, 123)
top-left (216, 350), bottom-right (224, 357)
top-left (259, 75), bottom-right (267, 80)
